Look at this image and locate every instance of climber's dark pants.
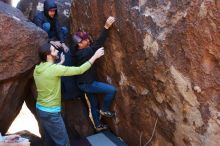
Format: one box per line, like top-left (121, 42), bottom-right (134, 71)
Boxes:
top-left (78, 81), bottom-right (117, 126)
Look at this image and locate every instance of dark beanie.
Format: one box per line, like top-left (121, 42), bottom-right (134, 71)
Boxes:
top-left (72, 32), bottom-right (89, 43)
top-left (38, 43), bottom-right (51, 62)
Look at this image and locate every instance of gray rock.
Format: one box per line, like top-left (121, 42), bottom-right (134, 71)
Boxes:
top-left (0, 1), bottom-right (47, 134)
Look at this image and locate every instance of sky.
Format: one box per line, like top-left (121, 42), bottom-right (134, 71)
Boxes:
top-left (12, 0), bottom-right (20, 7)
top-left (7, 103), bottom-right (40, 136)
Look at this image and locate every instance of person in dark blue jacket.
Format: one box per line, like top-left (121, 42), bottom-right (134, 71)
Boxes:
top-left (72, 16), bottom-right (117, 131)
top-left (33, 0), bottom-right (69, 52)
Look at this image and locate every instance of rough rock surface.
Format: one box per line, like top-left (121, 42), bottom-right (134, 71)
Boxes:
top-left (16, 0), bottom-right (39, 20)
top-left (0, 1), bottom-right (47, 134)
top-left (71, 0), bottom-right (220, 146)
top-left (62, 99), bottom-right (95, 138)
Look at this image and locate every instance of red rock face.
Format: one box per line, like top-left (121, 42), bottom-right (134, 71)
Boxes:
top-left (0, 1), bottom-right (47, 134)
top-left (16, 0), bottom-right (39, 20)
top-left (71, 0), bottom-right (220, 146)
top-left (62, 100), bottom-right (95, 138)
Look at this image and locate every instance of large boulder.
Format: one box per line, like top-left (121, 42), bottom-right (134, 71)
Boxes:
top-left (16, 0), bottom-right (39, 20)
top-left (62, 99), bottom-right (95, 138)
top-left (71, 0), bottom-right (220, 146)
top-left (0, 1), bottom-right (47, 134)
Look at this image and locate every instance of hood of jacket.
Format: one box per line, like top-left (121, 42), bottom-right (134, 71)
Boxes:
top-left (34, 62), bottom-right (52, 75)
top-left (44, 0), bottom-right (58, 18)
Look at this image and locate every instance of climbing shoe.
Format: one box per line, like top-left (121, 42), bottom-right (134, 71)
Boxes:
top-left (96, 124), bottom-right (108, 132)
top-left (100, 110), bottom-right (115, 118)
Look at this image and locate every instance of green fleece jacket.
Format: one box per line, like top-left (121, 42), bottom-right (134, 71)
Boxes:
top-left (34, 61), bottom-right (91, 108)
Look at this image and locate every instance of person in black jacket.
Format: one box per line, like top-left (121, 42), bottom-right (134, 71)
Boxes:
top-left (33, 0), bottom-right (69, 52)
top-left (72, 16), bottom-right (116, 131)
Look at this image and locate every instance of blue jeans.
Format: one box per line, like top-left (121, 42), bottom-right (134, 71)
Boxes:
top-left (78, 81), bottom-right (117, 126)
top-left (42, 22), bottom-right (68, 40)
top-left (36, 109), bottom-right (70, 146)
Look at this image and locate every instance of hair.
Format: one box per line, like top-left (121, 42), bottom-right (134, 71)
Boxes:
top-left (39, 43), bottom-right (51, 62)
top-left (72, 31), bottom-right (93, 49)
top-left (72, 41), bottom-right (79, 49)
